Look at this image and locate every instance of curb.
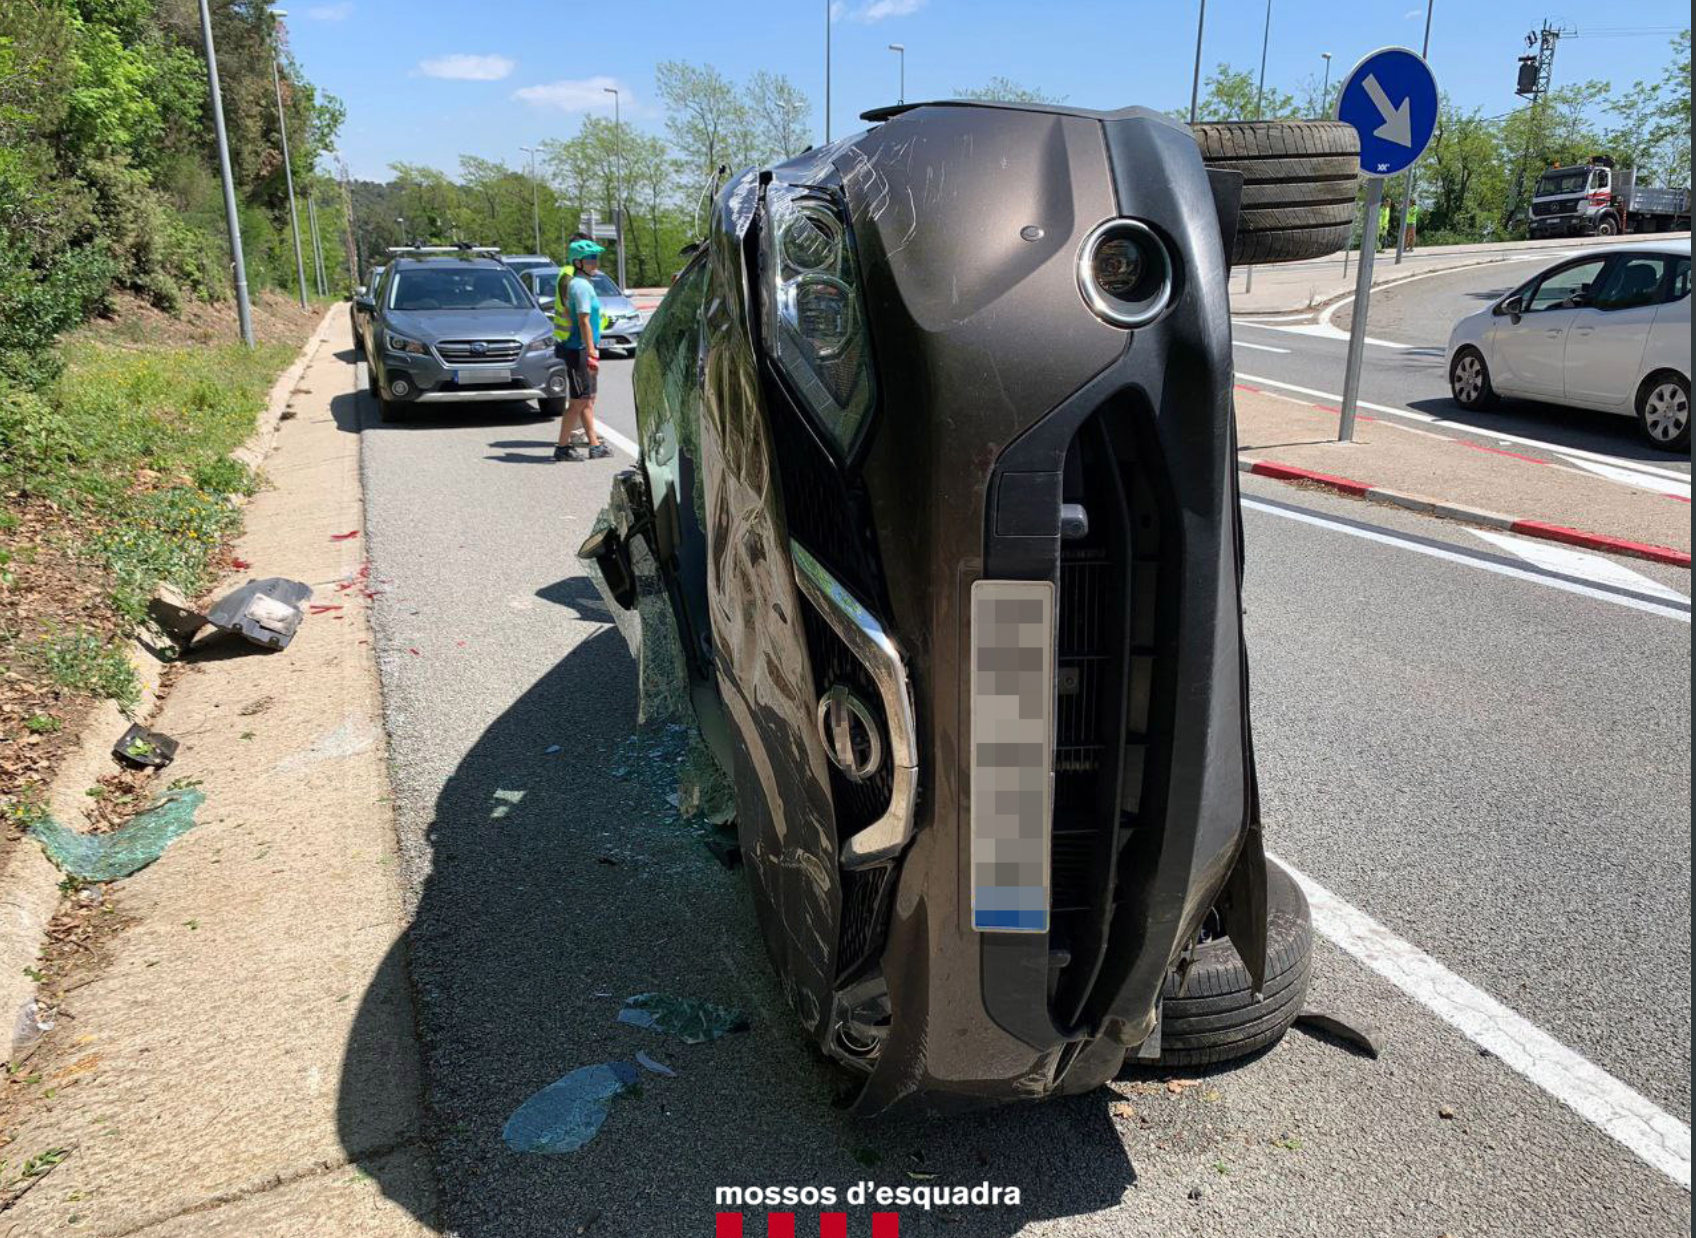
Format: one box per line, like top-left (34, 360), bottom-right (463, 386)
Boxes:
top-left (0, 304), bottom-right (342, 1061)
top-left (1239, 456), bottom-right (1693, 569)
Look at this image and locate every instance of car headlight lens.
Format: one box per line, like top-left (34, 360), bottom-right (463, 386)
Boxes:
top-left (386, 331), bottom-right (427, 356)
top-left (760, 186), bottom-right (875, 460)
top-left (525, 334), bottom-right (554, 354)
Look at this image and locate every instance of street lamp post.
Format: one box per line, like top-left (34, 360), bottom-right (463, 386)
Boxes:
top-left (1188, 0), bottom-right (1207, 123)
top-left (1320, 52), bottom-right (1333, 115)
top-left (195, 0), bottom-right (253, 346)
top-left (824, 0), bottom-right (832, 143)
top-left (603, 87), bottom-right (627, 288)
top-left (270, 10), bottom-right (309, 310)
top-left (1243, 0), bottom-right (1273, 294)
top-left (520, 144), bottom-right (541, 255)
top-left (888, 43), bottom-right (905, 105)
top-left (1394, 0), bottom-right (1435, 264)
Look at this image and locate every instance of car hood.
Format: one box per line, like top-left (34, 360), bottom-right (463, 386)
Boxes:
top-left (1448, 305), bottom-right (1493, 351)
top-left (384, 307), bottom-right (550, 341)
top-left (601, 294), bottom-right (640, 318)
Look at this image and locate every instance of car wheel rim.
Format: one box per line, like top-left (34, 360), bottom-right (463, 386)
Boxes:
top-left (1644, 384), bottom-right (1690, 442)
top-left (1454, 357), bottom-right (1482, 403)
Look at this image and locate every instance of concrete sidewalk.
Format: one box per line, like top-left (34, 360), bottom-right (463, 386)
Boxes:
top-left (1235, 384), bottom-right (1691, 565)
top-left (1227, 233), bottom-right (1691, 316)
top-left (0, 334), bottom-right (435, 1236)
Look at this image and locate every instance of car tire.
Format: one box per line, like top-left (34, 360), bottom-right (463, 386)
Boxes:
top-left (1636, 371), bottom-right (1691, 452)
top-left (1156, 859), bottom-right (1312, 1068)
top-left (1596, 215), bottom-right (1619, 237)
top-left (1190, 121), bottom-right (1360, 266)
top-left (1449, 347), bottom-right (1499, 410)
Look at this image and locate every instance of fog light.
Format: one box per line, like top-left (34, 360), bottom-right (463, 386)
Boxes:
top-left (389, 377), bottom-right (411, 398)
top-left (547, 373), bottom-right (567, 394)
top-left (1077, 219), bottom-right (1173, 329)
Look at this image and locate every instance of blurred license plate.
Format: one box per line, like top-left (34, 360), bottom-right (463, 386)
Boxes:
top-left (969, 580), bottom-right (1054, 934)
top-left (454, 368), bottom-right (510, 384)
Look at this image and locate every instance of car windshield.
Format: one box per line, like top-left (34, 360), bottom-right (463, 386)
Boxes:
top-left (529, 268), bottom-right (562, 293)
top-left (590, 273), bottom-right (622, 297)
top-left (390, 266), bottom-right (529, 311)
top-left (1536, 169), bottom-right (1590, 196)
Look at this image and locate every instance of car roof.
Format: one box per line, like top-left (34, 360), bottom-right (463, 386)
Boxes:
top-left (1590, 240), bottom-right (1691, 258)
top-left (389, 254), bottom-right (511, 269)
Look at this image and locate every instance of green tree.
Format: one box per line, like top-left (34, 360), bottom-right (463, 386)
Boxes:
top-left (953, 76), bottom-right (1065, 104)
top-left (655, 60), bottom-right (753, 219)
top-left (748, 70), bottom-right (811, 162)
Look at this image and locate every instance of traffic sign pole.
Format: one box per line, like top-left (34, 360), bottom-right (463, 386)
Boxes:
top-left (1332, 47), bottom-right (1438, 443)
top-left (1339, 176), bottom-right (1383, 442)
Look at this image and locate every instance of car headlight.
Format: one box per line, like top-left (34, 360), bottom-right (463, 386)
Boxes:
top-left (386, 331), bottom-right (427, 356)
top-left (1076, 219), bottom-right (1174, 329)
top-left (759, 184), bottom-right (876, 461)
top-left (525, 334), bottom-right (554, 354)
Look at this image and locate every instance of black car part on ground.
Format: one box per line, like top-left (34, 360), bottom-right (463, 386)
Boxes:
top-left (624, 102), bottom-right (1351, 1113)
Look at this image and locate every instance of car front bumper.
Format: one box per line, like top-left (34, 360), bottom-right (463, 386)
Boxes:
top-left (380, 347), bottom-right (567, 404)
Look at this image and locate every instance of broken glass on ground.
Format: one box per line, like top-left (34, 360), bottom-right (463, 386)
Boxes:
top-left (616, 993), bottom-right (749, 1045)
top-left (502, 1061), bottom-right (639, 1155)
top-left (29, 788), bottom-right (205, 882)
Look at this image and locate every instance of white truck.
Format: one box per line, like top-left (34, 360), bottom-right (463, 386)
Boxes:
top-left (1528, 157), bottom-right (1691, 239)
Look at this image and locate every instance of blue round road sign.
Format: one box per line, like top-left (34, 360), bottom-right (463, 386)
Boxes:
top-left (1335, 47), bottom-right (1438, 178)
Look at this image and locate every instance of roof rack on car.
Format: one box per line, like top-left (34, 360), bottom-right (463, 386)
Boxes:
top-left (385, 244), bottom-right (503, 256)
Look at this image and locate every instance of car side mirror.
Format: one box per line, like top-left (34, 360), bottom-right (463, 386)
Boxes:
top-left (538, 295), bottom-right (555, 311)
top-left (1498, 295), bottom-right (1524, 318)
top-left (578, 526), bottom-right (637, 610)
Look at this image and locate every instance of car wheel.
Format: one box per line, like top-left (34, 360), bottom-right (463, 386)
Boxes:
top-left (1596, 215), bottom-right (1619, 236)
top-left (1190, 121), bottom-right (1360, 266)
top-left (1156, 859), bottom-right (1312, 1068)
top-left (1449, 347), bottom-right (1499, 410)
top-left (1637, 372), bottom-right (1691, 452)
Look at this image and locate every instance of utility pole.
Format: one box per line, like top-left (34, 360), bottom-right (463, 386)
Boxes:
top-left (195, 0), bottom-right (253, 346)
top-left (1188, 0), bottom-right (1206, 123)
top-left (604, 87), bottom-right (627, 287)
top-left (824, 0), bottom-right (832, 142)
top-left (1393, 0), bottom-right (1435, 263)
top-left (1508, 21), bottom-right (1571, 232)
top-left (306, 189), bottom-right (328, 295)
top-left (1243, 0), bottom-right (1273, 295)
top-left (888, 43), bottom-right (905, 105)
top-left (520, 144), bottom-right (541, 254)
top-left (270, 10), bottom-right (309, 309)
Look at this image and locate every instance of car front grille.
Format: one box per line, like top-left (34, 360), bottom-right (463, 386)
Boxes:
top-left (1532, 200), bottom-right (1575, 217)
top-left (435, 338), bottom-right (523, 363)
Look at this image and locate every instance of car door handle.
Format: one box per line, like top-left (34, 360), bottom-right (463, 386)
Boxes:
top-left (1545, 328), bottom-right (1564, 337)
top-left (1574, 326), bottom-right (1595, 336)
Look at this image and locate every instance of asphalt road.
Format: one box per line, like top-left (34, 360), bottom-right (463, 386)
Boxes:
top-left (345, 351), bottom-right (1690, 1237)
top-left (1233, 247), bottom-right (1695, 478)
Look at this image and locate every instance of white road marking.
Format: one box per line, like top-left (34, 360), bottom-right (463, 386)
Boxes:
top-left (1469, 529), bottom-right (1690, 601)
top-left (1565, 456), bottom-right (1693, 500)
top-left (1233, 339), bottom-right (1291, 354)
top-left (596, 422), bottom-right (639, 457)
top-left (1236, 319), bottom-right (1414, 350)
top-left (1242, 497), bottom-right (1691, 622)
top-left (1237, 372), bottom-right (1693, 485)
top-left (1269, 851), bottom-right (1693, 1191)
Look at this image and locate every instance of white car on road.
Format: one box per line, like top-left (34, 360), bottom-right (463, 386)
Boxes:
top-left (1446, 240), bottom-right (1691, 451)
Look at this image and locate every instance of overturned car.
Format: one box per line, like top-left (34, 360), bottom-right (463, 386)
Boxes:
top-left (584, 102), bottom-right (1358, 1112)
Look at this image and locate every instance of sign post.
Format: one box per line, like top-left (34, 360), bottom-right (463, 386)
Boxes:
top-left (1333, 47), bottom-right (1438, 441)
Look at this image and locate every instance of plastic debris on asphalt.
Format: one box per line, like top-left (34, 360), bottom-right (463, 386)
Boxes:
top-left (635, 1050), bottom-right (676, 1077)
top-left (502, 1061), bottom-right (639, 1154)
top-left (616, 993), bottom-right (749, 1044)
top-left (490, 789), bottom-right (526, 820)
top-left (202, 577), bottom-right (314, 651)
top-left (29, 788), bottom-right (205, 882)
top-left (112, 723), bottom-right (178, 770)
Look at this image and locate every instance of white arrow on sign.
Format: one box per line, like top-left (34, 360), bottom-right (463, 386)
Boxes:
top-left (1362, 74), bottom-right (1414, 146)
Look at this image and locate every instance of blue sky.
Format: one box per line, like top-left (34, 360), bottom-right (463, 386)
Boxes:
top-left (283, 0), bottom-right (1689, 181)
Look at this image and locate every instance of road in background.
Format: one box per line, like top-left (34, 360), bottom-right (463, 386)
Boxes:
top-left (348, 353), bottom-right (1689, 1237)
top-left (1233, 254), bottom-right (1694, 478)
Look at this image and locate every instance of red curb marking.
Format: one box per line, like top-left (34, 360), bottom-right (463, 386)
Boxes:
top-left (871, 1214), bottom-right (901, 1238)
top-left (1247, 460), bottom-right (1374, 498)
top-left (767, 1213), bottom-right (796, 1238)
top-left (1459, 441), bottom-right (1547, 465)
top-left (1668, 494), bottom-right (1691, 504)
top-left (1509, 519), bottom-right (1692, 568)
top-left (716, 1214), bottom-right (744, 1238)
top-left (820, 1214), bottom-right (849, 1238)
top-left (1234, 383), bottom-right (1260, 393)
top-left (330, 530), bottom-right (360, 541)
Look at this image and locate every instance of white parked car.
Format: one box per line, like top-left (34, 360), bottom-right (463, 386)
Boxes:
top-left (1446, 241), bottom-right (1691, 451)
